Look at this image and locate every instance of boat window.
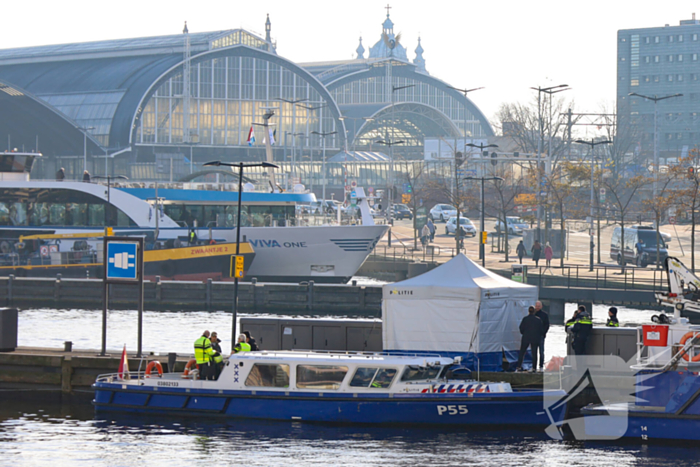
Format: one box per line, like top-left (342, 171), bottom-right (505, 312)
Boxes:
top-left (349, 367), bottom-right (378, 387)
top-left (401, 365), bottom-right (442, 382)
top-left (296, 365), bottom-right (348, 390)
top-left (349, 367), bottom-right (397, 389)
top-left (244, 363), bottom-right (290, 388)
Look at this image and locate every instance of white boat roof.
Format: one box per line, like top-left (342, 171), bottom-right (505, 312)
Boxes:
top-left (232, 351), bottom-right (454, 366)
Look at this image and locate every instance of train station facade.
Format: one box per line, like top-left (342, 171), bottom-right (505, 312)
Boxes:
top-left (0, 11), bottom-right (493, 185)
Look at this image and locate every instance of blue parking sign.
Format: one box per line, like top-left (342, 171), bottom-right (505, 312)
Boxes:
top-left (106, 241), bottom-right (139, 280)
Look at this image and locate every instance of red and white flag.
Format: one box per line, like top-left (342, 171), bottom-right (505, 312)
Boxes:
top-left (118, 344), bottom-right (130, 380)
top-left (247, 126), bottom-right (256, 146)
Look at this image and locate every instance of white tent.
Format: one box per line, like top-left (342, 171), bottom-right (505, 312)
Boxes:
top-left (382, 253), bottom-right (538, 371)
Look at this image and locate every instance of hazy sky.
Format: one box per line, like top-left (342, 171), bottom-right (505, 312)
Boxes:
top-left (3, 0), bottom-right (699, 134)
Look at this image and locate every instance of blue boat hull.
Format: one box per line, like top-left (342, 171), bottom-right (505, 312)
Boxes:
top-left (583, 408), bottom-right (700, 442)
top-left (93, 383), bottom-right (566, 427)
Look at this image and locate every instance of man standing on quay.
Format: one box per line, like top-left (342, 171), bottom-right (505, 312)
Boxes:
top-left (534, 301), bottom-right (549, 371)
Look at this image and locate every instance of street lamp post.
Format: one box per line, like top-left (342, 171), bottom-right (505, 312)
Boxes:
top-left (575, 139), bottom-right (611, 271)
top-left (466, 143), bottom-right (498, 263)
top-left (628, 92), bottom-right (683, 201)
top-left (311, 131), bottom-right (337, 221)
top-left (447, 86), bottom-right (485, 198)
top-left (530, 85), bottom-right (567, 240)
top-left (203, 160), bottom-right (280, 347)
top-left (80, 126), bottom-right (95, 173)
top-left (463, 175), bottom-right (504, 267)
top-left (376, 139), bottom-right (404, 247)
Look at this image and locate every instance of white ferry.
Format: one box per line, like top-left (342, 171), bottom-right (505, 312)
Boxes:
top-left (93, 351), bottom-right (568, 427)
top-left (0, 152), bottom-right (387, 283)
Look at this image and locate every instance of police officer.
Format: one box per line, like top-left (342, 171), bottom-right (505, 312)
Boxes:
top-left (606, 307), bottom-right (620, 327)
top-left (572, 306), bottom-right (593, 355)
top-left (210, 331), bottom-right (224, 379)
top-left (194, 330), bottom-right (216, 380)
top-left (231, 333), bottom-right (251, 354)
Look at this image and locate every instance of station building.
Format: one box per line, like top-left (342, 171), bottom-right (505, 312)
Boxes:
top-left (0, 10), bottom-right (493, 185)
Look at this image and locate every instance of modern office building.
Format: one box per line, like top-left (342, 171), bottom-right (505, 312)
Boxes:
top-left (618, 15), bottom-right (700, 163)
top-left (0, 10), bottom-right (493, 183)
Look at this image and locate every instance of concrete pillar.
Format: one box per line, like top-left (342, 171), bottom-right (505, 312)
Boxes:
top-left (546, 299), bottom-right (566, 325)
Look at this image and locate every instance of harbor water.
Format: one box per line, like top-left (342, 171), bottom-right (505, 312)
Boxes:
top-left (2, 303), bottom-right (699, 465)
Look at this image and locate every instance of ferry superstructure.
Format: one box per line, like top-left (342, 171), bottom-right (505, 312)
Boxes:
top-left (0, 152), bottom-right (387, 283)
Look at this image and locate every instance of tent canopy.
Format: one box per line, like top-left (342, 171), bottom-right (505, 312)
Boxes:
top-left (382, 254), bottom-right (539, 371)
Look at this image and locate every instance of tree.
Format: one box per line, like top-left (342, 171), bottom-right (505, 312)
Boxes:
top-left (602, 173), bottom-right (650, 273)
top-left (542, 163), bottom-right (576, 268)
top-left (641, 168), bottom-right (677, 269)
top-left (676, 151), bottom-right (700, 271)
top-left (398, 161), bottom-right (426, 251)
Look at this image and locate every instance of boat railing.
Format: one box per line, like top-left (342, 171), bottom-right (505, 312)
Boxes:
top-left (632, 328), bottom-right (700, 371)
top-left (247, 349), bottom-right (449, 360)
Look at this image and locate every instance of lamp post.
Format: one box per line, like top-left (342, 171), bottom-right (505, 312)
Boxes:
top-left (575, 139), bottom-right (611, 271)
top-left (311, 131), bottom-right (337, 220)
top-left (628, 92), bottom-right (683, 201)
top-left (530, 84), bottom-right (567, 240)
top-left (463, 175), bottom-right (504, 267)
top-left (447, 86), bottom-right (484, 197)
top-left (203, 160), bottom-right (280, 347)
top-left (93, 175), bottom-right (129, 206)
top-left (376, 138), bottom-right (404, 246)
top-left (80, 126), bottom-right (95, 173)
top-left (465, 143), bottom-right (499, 264)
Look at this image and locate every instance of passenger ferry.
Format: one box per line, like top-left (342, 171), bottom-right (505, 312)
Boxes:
top-left (93, 351), bottom-right (568, 428)
top-left (0, 152), bottom-right (387, 283)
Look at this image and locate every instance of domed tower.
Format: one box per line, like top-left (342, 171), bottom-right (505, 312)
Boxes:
top-left (368, 7), bottom-right (408, 60)
top-left (356, 37), bottom-right (365, 59)
top-left (413, 37), bottom-right (427, 73)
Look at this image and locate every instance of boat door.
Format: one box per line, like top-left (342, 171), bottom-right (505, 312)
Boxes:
top-left (281, 324), bottom-right (312, 350)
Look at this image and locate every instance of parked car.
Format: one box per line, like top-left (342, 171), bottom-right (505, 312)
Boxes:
top-left (445, 216), bottom-right (477, 237)
top-left (391, 204), bottom-right (413, 220)
top-left (610, 225), bottom-right (669, 268)
top-left (495, 216), bottom-right (528, 235)
top-left (429, 204), bottom-right (457, 222)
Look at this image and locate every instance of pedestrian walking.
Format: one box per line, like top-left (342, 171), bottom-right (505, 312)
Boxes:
top-left (421, 224), bottom-right (430, 248)
top-left (515, 306), bottom-right (544, 371)
top-left (427, 218), bottom-right (435, 242)
top-left (516, 240), bottom-right (526, 264)
top-left (544, 242), bottom-right (553, 268)
top-left (534, 300), bottom-right (549, 371)
top-left (532, 240), bottom-right (542, 267)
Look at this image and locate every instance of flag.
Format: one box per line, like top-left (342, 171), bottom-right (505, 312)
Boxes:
top-left (247, 126), bottom-right (256, 146)
top-left (118, 344), bottom-right (130, 380)
top-left (268, 128), bottom-right (276, 146)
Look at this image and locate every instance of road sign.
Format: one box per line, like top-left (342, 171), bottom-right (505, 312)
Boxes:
top-left (350, 190), bottom-right (357, 207)
top-left (106, 241), bottom-right (139, 280)
top-left (415, 206), bottom-right (428, 231)
top-left (515, 194), bottom-right (536, 205)
top-left (402, 194), bottom-right (411, 204)
top-left (230, 255), bottom-right (245, 278)
top-left (351, 180), bottom-right (357, 187)
top-left (481, 231), bottom-right (488, 244)
top-left (599, 188), bottom-right (606, 202)
top-left (368, 187), bottom-right (374, 193)
top-left (670, 216), bottom-right (677, 225)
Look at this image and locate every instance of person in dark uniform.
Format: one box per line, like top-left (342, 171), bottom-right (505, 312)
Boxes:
top-left (210, 331), bottom-right (224, 379)
top-left (534, 300), bottom-right (550, 371)
top-left (56, 167), bottom-right (65, 181)
top-left (82, 170), bottom-right (91, 182)
top-left (572, 306), bottom-right (593, 355)
top-left (515, 306), bottom-right (544, 371)
top-left (606, 307), bottom-right (620, 327)
top-left (243, 331), bottom-right (259, 351)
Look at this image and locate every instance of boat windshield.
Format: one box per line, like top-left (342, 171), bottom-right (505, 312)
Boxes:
top-left (400, 365), bottom-right (443, 381)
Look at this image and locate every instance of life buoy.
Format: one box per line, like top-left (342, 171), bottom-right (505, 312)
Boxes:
top-left (145, 360), bottom-right (163, 377)
top-left (679, 332), bottom-right (700, 362)
top-left (183, 358), bottom-right (198, 377)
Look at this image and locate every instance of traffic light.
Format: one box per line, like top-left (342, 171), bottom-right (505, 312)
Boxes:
top-left (689, 167), bottom-right (696, 180)
top-left (481, 231), bottom-right (488, 244)
top-left (407, 184), bottom-right (412, 193)
top-left (491, 152), bottom-right (498, 166)
top-left (513, 151), bottom-right (519, 158)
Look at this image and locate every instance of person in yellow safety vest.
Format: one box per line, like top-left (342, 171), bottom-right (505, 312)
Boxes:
top-left (194, 330), bottom-right (217, 380)
top-left (606, 307), bottom-right (620, 327)
top-left (231, 333), bottom-right (251, 354)
top-left (210, 331), bottom-right (224, 380)
top-left (572, 306), bottom-right (593, 355)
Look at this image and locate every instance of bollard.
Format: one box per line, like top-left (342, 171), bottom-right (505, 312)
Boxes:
top-left (64, 341), bottom-right (73, 352)
top-left (167, 352), bottom-right (177, 373)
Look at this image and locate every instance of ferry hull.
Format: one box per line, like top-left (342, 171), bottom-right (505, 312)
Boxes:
top-left (583, 406), bottom-right (700, 442)
top-left (93, 383), bottom-right (565, 428)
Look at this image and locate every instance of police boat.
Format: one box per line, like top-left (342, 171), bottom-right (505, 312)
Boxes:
top-left (93, 351), bottom-right (567, 428)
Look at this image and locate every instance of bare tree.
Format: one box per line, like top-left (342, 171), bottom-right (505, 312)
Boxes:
top-left (641, 169), bottom-right (677, 270)
top-left (542, 163), bottom-right (576, 268)
top-left (676, 151), bottom-right (700, 271)
top-left (397, 161), bottom-right (426, 250)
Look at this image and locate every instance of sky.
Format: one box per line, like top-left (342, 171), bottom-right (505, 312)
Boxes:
top-left (3, 0), bottom-right (700, 133)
